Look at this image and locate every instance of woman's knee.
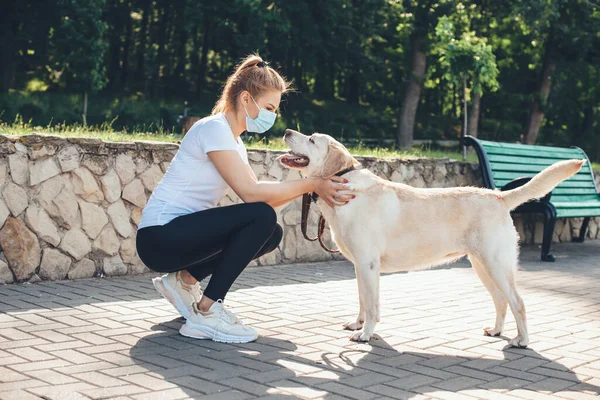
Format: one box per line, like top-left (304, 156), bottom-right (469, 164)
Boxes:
top-left (250, 202), bottom-right (277, 227)
top-left (266, 224), bottom-right (283, 250)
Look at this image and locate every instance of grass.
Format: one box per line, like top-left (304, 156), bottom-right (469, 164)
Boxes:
top-left (0, 119), bottom-right (181, 144)
top-left (1, 120), bottom-right (598, 171)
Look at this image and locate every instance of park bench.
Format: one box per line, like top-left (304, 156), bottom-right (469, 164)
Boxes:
top-left (464, 135), bottom-right (600, 262)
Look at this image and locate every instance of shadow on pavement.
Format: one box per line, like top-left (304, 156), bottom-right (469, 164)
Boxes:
top-left (129, 322), bottom-right (600, 399)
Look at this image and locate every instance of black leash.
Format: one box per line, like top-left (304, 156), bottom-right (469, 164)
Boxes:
top-left (300, 165), bottom-right (360, 253)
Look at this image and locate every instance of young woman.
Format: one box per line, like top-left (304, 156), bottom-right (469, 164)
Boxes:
top-left (136, 55), bottom-right (352, 343)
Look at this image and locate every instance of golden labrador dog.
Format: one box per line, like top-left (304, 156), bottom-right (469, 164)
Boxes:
top-left (278, 129), bottom-right (585, 347)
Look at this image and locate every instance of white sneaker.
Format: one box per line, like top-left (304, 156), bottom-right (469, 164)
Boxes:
top-left (152, 272), bottom-right (202, 319)
top-left (179, 300), bottom-right (258, 343)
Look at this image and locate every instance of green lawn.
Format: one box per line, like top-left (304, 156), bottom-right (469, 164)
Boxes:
top-left (0, 121), bottom-right (598, 171)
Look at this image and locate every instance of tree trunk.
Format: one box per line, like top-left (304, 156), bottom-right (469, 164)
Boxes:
top-left (468, 91), bottom-right (481, 138)
top-left (462, 77), bottom-right (468, 161)
top-left (136, 0), bottom-right (151, 83)
top-left (346, 68), bottom-right (360, 104)
top-left (173, 0), bottom-right (187, 87)
top-left (82, 91), bottom-right (88, 126)
top-left (196, 18), bottom-right (210, 94)
top-left (396, 35), bottom-right (426, 150)
top-left (106, 0), bottom-right (123, 90)
top-left (121, 1), bottom-right (133, 89)
top-left (0, 21), bottom-right (16, 93)
top-left (151, 2), bottom-right (171, 97)
top-left (523, 43), bottom-right (556, 144)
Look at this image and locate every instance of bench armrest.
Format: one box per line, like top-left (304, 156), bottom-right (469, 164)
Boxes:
top-left (500, 177), bottom-right (552, 204)
top-left (463, 135), bottom-right (495, 189)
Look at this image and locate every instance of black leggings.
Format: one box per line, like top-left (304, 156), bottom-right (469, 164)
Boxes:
top-left (136, 202), bottom-right (282, 301)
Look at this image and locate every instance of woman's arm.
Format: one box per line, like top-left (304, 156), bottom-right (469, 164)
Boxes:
top-left (209, 150), bottom-right (350, 207)
top-left (244, 165), bottom-right (295, 208)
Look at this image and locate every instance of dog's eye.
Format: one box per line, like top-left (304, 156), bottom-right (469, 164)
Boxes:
top-left (309, 137), bottom-right (315, 144)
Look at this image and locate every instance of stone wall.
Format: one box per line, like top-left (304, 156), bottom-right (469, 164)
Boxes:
top-left (0, 134), bottom-right (598, 284)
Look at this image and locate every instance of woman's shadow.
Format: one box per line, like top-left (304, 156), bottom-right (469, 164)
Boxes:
top-left (129, 318), bottom-right (600, 399)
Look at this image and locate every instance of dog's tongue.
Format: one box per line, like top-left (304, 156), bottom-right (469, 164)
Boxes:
top-left (277, 153), bottom-right (296, 162)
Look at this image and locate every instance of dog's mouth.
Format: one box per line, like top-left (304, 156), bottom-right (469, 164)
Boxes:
top-left (277, 151), bottom-right (310, 168)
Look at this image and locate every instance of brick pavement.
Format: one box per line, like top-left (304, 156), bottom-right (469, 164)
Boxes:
top-left (0, 241), bottom-right (599, 400)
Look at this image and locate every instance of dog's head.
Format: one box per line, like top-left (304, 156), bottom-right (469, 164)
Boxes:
top-left (277, 129), bottom-right (359, 178)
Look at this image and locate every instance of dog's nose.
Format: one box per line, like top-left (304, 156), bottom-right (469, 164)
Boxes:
top-left (284, 129), bottom-right (293, 139)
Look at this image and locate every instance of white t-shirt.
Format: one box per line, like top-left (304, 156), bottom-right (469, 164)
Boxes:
top-left (138, 113), bottom-right (248, 228)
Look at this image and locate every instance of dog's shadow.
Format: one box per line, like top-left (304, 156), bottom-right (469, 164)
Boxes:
top-left (129, 319), bottom-right (600, 399)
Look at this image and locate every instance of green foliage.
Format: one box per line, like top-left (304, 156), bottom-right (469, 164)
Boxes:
top-left (434, 15), bottom-right (499, 96)
top-left (51, 0), bottom-right (108, 93)
top-left (0, 0), bottom-right (599, 160)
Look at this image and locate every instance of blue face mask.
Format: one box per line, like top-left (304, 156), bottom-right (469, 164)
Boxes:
top-left (244, 95), bottom-right (277, 133)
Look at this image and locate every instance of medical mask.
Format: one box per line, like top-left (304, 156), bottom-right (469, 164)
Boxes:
top-left (244, 95), bottom-right (277, 133)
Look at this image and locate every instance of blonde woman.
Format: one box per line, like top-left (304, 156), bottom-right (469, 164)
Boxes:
top-left (136, 55), bottom-right (352, 343)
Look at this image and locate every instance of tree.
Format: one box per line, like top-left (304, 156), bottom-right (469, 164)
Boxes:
top-left (52, 0), bottom-right (108, 123)
top-left (396, 0), bottom-right (455, 150)
top-left (434, 14), bottom-right (499, 158)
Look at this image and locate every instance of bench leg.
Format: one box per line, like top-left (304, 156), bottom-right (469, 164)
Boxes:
top-left (572, 217), bottom-right (590, 243)
top-left (541, 208), bottom-right (557, 262)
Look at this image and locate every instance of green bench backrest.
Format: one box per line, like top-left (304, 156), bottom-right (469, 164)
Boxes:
top-left (477, 139), bottom-right (600, 218)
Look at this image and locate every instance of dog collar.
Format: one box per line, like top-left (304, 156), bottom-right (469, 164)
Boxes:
top-left (310, 165), bottom-right (361, 202)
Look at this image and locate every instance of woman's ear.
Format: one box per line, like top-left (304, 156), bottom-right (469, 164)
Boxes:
top-left (321, 143), bottom-right (353, 179)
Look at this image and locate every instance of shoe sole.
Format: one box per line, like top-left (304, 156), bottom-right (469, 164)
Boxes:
top-left (179, 322), bottom-right (258, 343)
top-left (152, 276), bottom-right (191, 319)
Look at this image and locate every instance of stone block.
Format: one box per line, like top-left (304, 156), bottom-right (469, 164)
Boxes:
top-left (139, 164), bottom-right (163, 192)
top-left (29, 157), bottom-right (61, 186)
top-left (29, 143), bottom-right (57, 160)
top-left (2, 182), bottom-right (28, 216)
top-left (103, 255), bottom-right (128, 276)
top-left (100, 168), bottom-right (121, 203)
top-left (25, 204), bottom-right (61, 246)
top-left (122, 179), bottom-right (147, 208)
top-left (115, 153), bottom-right (135, 184)
top-left (57, 145), bottom-right (80, 172)
top-left (60, 228), bottom-right (92, 261)
top-left (130, 207), bottom-right (142, 226)
top-left (68, 258), bottom-right (96, 280)
top-left (8, 153), bottom-right (29, 185)
top-left (0, 259), bottom-right (14, 284)
top-left (78, 200), bottom-right (109, 239)
top-left (107, 200), bottom-right (133, 238)
top-left (0, 217), bottom-right (41, 280)
top-left (81, 154), bottom-right (109, 175)
top-left (0, 198), bottom-right (9, 229)
top-left (72, 167), bottom-right (104, 203)
top-left (39, 248), bottom-right (71, 281)
top-left (93, 225), bottom-right (120, 256)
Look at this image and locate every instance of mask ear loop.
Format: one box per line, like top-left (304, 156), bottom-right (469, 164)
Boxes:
top-left (242, 93), bottom-right (256, 118)
top-left (250, 95), bottom-right (262, 113)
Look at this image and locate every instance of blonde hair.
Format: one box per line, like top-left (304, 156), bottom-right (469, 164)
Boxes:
top-left (212, 54), bottom-right (291, 115)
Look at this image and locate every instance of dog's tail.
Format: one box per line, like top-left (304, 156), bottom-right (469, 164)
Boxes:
top-left (500, 159), bottom-right (586, 210)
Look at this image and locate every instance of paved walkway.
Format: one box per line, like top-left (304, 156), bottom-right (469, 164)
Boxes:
top-left (0, 242), bottom-right (599, 400)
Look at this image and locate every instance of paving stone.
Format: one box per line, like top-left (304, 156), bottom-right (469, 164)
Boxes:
top-left (0, 241), bottom-right (597, 399)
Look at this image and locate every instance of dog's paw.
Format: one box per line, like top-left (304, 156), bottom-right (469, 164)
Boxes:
top-left (349, 330), bottom-right (371, 342)
top-left (343, 321), bottom-right (363, 331)
top-left (509, 335), bottom-right (529, 348)
top-left (483, 327), bottom-right (502, 337)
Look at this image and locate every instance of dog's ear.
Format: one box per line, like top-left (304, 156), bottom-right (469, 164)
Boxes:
top-left (321, 143), bottom-right (354, 179)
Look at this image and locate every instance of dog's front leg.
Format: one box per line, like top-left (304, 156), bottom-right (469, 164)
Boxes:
top-left (344, 264), bottom-right (365, 331)
top-left (349, 259), bottom-right (380, 342)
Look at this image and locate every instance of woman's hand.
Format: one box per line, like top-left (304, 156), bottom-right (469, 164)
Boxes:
top-left (313, 176), bottom-right (354, 207)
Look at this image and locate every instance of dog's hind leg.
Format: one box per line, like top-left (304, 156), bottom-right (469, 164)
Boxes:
top-left (471, 251), bottom-right (529, 348)
top-left (349, 258), bottom-right (380, 342)
top-left (468, 255), bottom-right (508, 337)
top-left (344, 263), bottom-right (365, 331)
